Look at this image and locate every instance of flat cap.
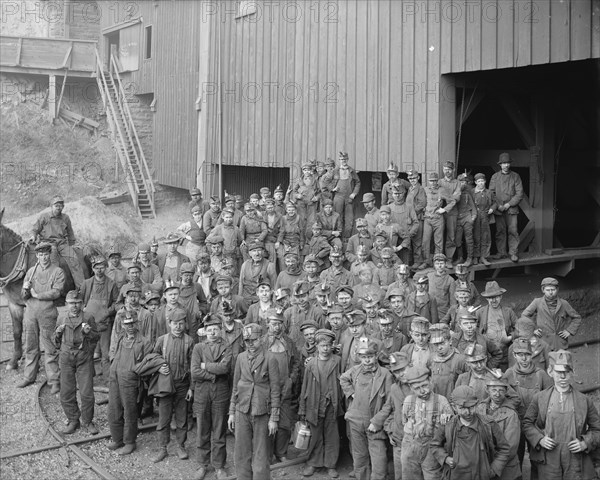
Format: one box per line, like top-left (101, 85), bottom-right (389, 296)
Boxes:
top-left (404, 366), bottom-right (431, 384)
top-left (411, 317), bottom-right (431, 334)
top-left (180, 262), bottom-right (195, 274)
top-left (388, 352), bottom-right (410, 372)
top-left (123, 282), bottom-right (142, 294)
top-left (315, 329), bottom-right (336, 343)
top-left (379, 205), bottom-right (391, 214)
top-left (190, 188), bottom-right (201, 196)
top-left (541, 277), bottom-right (559, 287)
top-left (433, 253), bottom-right (446, 262)
top-left (166, 308), bottom-right (187, 323)
top-left (498, 152), bottom-right (512, 164)
top-left (204, 313), bottom-right (224, 327)
top-left (243, 323), bottom-right (263, 340)
top-left (51, 195), bottom-right (65, 204)
top-left (34, 241), bottom-right (53, 252)
top-left (356, 337), bottom-right (379, 355)
top-left (429, 323), bottom-right (451, 344)
top-left (465, 343), bottom-right (487, 362)
top-left (345, 310), bottom-right (367, 326)
top-left (512, 337), bottom-right (532, 354)
top-left (65, 290), bottom-right (82, 303)
top-left (300, 320), bottom-right (318, 331)
top-left (122, 310), bottom-right (138, 324)
top-left (549, 349), bottom-right (573, 371)
top-left (361, 193), bottom-right (376, 203)
top-left (336, 285), bottom-right (354, 297)
top-left (451, 385), bottom-right (478, 407)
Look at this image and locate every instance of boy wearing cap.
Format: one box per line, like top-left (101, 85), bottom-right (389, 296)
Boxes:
top-left (106, 246), bottom-right (128, 290)
top-left (238, 240), bottom-right (277, 303)
top-left (406, 273), bottom-right (439, 323)
top-left (112, 282), bottom-right (145, 340)
top-left (178, 205), bottom-right (208, 261)
top-left (507, 317), bottom-right (550, 371)
top-left (152, 308), bottom-right (195, 463)
top-left (349, 245), bottom-right (377, 283)
top-left (331, 152), bottom-right (361, 239)
top-left (340, 311), bottom-right (382, 372)
top-left (523, 350), bottom-right (600, 480)
top-left (449, 263), bottom-right (481, 308)
top-left (207, 208), bottom-right (244, 274)
top-left (319, 247), bottom-right (354, 292)
top-left (454, 173), bottom-right (477, 267)
top-left (489, 153), bottom-right (524, 263)
top-left (453, 314), bottom-right (503, 369)
top-left (362, 193), bottom-right (381, 235)
top-left (353, 266), bottom-right (384, 304)
top-left (275, 251), bottom-right (304, 292)
top-left (298, 321), bottom-right (319, 366)
top-left (375, 205), bottom-right (403, 250)
top-left (476, 281), bottom-right (516, 370)
top-left (80, 255), bottom-right (119, 383)
top-left (455, 344), bottom-right (504, 402)
top-left (178, 263), bottom-right (209, 336)
top-left (521, 277), bottom-right (582, 351)
top-left (117, 265), bottom-right (145, 305)
top-left (373, 247), bottom-right (398, 289)
top-left (387, 290), bottom-right (418, 338)
top-left (298, 328), bottom-right (343, 478)
top-left (335, 285), bottom-right (355, 313)
top-left (157, 233), bottom-right (191, 282)
top-left (191, 314), bottom-right (233, 479)
top-left (276, 202), bottom-right (306, 271)
top-left (306, 223), bottom-right (331, 271)
top-left (427, 254), bottom-right (454, 318)
top-left (441, 285), bottom-right (474, 332)
top-left (385, 263), bottom-right (416, 303)
top-left (135, 243), bottom-right (164, 295)
top-left (228, 323), bottom-right (281, 480)
top-left (54, 290), bottom-right (100, 434)
top-left (381, 163), bottom-right (410, 206)
top-left (399, 366), bottom-right (453, 480)
top-left (263, 198), bottom-right (282, 265)
top-left (244, 281), bottom-right (275, 329)
top-left (326, 304), bottom-right (350, 346)
top-left (428, 323), bottom-right (467, 399)
top-left (430, 385), bottom-right (510, 480)
top-left (400, 317), bottom-right (434, 369)
top-left (210, 273), bottom-right (248, 317)
top-left (283, 281), bottom-right (323, 348)
top-left (273, 185), bottom-right (287, 216)
top-left (472, 173), bottom-right (494, 266)
top-left (373, 310), bottom-right (408, 367)
top-left (439, 162), bottom-right (461, 268)
top-left (318, 159), bottom-right (336, 209)
top-left (389, 185), bottom-right (419, 265)
top-left (301, 255), bottom-right (323, 294)
top-left (193, 253), bottom-right (218, 302)
top-left (18, 242), bottom-right (66, 391)
top-left (108, 310), bottom-right (153, 454)
top-left (203, 197), bottom-right (222, 235)
top-left (340, 338), bottom-right (392, 480)
top-left (419, 172), bottom-right (457, 270)
top-left (189, 188), bottom-right (208, 215)
top-left (346, 218), bottom-right (375, 264)
top-left (406, 170), bottom-right (427, 269)
top-left (239, 205), bottom-right (268, 262)
top-left (157, 280), bottom-right (195, 337)
top-left (139, 291), bottom-right (163, 342)
top-left (315, 199), bottom-right (343, 250)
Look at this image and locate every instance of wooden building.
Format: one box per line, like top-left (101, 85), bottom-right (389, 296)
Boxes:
top-left (96, 0), bottom-right (599, 253)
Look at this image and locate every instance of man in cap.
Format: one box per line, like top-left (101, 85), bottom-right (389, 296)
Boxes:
top-left (523, 350), bottom-right (600, 480)
top-left (476, 281), bottom-right (517, 370)
top-left (373, 309), bottom-right (408, 367)
top-left (373, 247), bottom-right (398, 289)
top-left (428, 323), bottom-right (467, 399)
top-left (387, 289), bottom-right (418, 338)
top-left (306, 223), bottom-right (331, 271)
top-left (262, 311), bottom-right (301, 463)
top-left (368, 352), bottom-right (411, 477)
top-left (521, 277), bottom-right (582, 351)
top-left (419, 172), bottom-right (457, 270)
top-left (316, 198), bottom-right (343, 250)
top-left (381, 163), bottom-right (410, 206)
top-left (439, 162), bottom-right (462, 268)
top-left (427, 253), bottom-right (454, 318)
top-left (54, 290), bottom-right (99, 434)
top-left (17, 241), bottom-right (66, 391)
top-left (472, 172), bottom-right (494, 266)
top-left (298, 328), bottom-right (343, 478)
top-left (210, 274), bottom-right (248, 319)
top-left (352, 265), bottom-right (383, 304)
top-left (275, 202), bottom-right (306, 271)
top-left (319, 246), bottom-right (354, 292)
top-left (106, 245), bottom-right (128, 290)
top-left (107, 310), bottom-right (153, 455)
top-left (406, 272), bottom-right (439, 324)
top-left (275, 250), bottom-right (304, 292)
top-left (203, 196), bottom-right (222, 235)
top-left (263, 197), bottom-right (282, 265)
top-left (189, 187), bottom-right (208, 215)
top-left (346, 218), bottom-right (375, 264)
top-left (317, 159), bottom-right (336, 210)
top-left (179, 204), bottom-right (209, 263)
top-left (385, 263), bottom-right (417, 303)
top-left (228, 323), bottom-right (281, 480)
top-left (157, 233), bottom-right (190, 282)
top-left (136, 243), bottom-right (164, 294)
top-left (238, 240), bottom-right (277, 303)
top-left (399, 317), bottom-right (434, 369)
top-left (398, 366), bottom-right (453, 480)
top-left (340, 310), bottom-right (382, 372)
top-left (340, 338), bottom-right (392, 480)
top-left (283, 280), bottom-right (323, 348)
top-left (298, 320), bottom-right (319, 366)
top-left (291, 162), bottom-right (320, 225)
top-left (331, 151), bottom-right (361, 239)
top-left (206, 208), bottom-right (243, 274)
top-left (406, 170), bottom-right (427, 269)
top-left (455, 343), bottom-right (505, 402)
top-left (441, 284), bottom-right (474, 332)
top-left (80, 255), bottom-right (118, 383)
top-left (113, 282), bottom-right (146, 338)
top-left (430, 385), bottom-right (510, 479)
top-left (239, 203), bottom-right (268, 262)
top-left (273, 185), bottom-right (287, 216)
top-left (454, 172), bottom-right (477, 267)
top-left (507, 317), bottom-right (551, 371)
top-left (191, 314), bottom-right (233, 479)
top-left (476, 376), bottom-right (522, 480)
top-left (389, 184), bottom-right (419, 265)
top-left (449, 263), bottom-right (481, 308)
top-left (452, 314), bottom-right (502, 370)
top-left (489, 153), bottom-right (524, 263)
top-left (361, 192), bottom-right (381, 235)
top-left (30, 195), bottom-right (85, 288)
top-left (151, 308), bottom-right (195, 463)
top-left (178, 263), bottom-right (209, 338)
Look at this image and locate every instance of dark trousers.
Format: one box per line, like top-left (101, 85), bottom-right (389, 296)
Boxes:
top-left (444, 213), bottom-right (458, 260)
top-left (333, 195), bottom-right (354, 240)
top-left (473, 212), bottom-right (491, 258)
top-left (422, 217), bottom-right (444, 263)
top-left (455, 216), bottom-right (474, 260)
top-left (108, 373), bottom-right (139, 445)
top-left (98, 322), bottom-right (113, 381)
top-left (495, 212), bottom-right (519, 256)
top-left (410, 219), bottom-right (424, 266)
top-left (307, 404), bottom-right (339, 469)
top-left (59, 349), bottom-right (95, 424)
top-left (157, 379), bottom-right (190, 447)
top-left (234, 412), bottom-right (271, 480)
top-left (195, 379), bottom-right (230, 468)
top-left (348, 421), bottom-right (388, 480)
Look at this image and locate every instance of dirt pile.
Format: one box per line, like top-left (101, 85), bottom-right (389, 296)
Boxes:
top-left (6, 196), bottom-right (141, 258)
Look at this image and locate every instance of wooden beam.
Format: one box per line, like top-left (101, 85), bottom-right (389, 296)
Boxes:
top-left (536, 96), bottom-right (556, 252)
top-left (0, 65), bottom-right (94, 78)
top-left (518, 220), bottom-right (536, 253)
top-left (61, 43), bottom-right (73, 69)
top-left (455, 89), bottom-right (485, 132)
top-left (56, 70), bottom-right (68, 116)
top-left (15, 37), bottom-right (22, 66)
top-left (500, 94), bottom-right (536, 147)
top-left (48, 75), bottom-right (56, 120)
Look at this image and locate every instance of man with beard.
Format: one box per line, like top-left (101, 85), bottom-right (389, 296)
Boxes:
top-left (361, 193), bottom-right (381, 235)
top-left (292, 162), bottom-right (320, 226)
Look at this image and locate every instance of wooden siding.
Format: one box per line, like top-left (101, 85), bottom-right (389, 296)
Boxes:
top-left (204, 0), bottom-right (598, 179)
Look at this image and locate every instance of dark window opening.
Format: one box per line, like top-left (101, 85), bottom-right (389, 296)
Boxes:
top-left (145, 25), bottom-right (152, 59)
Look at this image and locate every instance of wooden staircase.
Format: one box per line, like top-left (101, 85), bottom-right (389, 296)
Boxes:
top-left (94, 49), bottom-right (155, 219)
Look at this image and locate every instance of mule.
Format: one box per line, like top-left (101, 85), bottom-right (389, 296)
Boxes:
top-left (0, 208), bottom-right (95, 370)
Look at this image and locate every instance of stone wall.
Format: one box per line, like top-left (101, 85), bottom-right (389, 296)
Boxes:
top-left (123, 87), bottom-right (154, 174)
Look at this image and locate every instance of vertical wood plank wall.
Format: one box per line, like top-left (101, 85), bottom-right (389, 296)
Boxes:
top-left (206, 0), bottom-right (598, 180)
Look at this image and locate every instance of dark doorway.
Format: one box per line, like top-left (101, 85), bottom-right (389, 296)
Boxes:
top-left (221, 165), bottom-right (289, 201)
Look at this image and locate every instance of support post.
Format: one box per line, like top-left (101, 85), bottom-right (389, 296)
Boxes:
top-left (48, 75), bottom-right (56, 121)
top-left (439, 75), bottom-right (456, 171)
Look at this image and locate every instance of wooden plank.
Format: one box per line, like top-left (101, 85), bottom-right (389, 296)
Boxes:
top-left (336, 0), bottom-right (348, 162)
top-left (499, 94), bottom-right (536, 147)
top-left (366, 0), bottom-right (378, 170)
top-left (400, 0), bottom-right (415, 167)
top-left (451, 0), bottom-right (466, 72)
top-left (378, 0), bottom-right (391, 170)
top-left (440, 0), bottom-right (453, 74)
top-left (465, 0), bottom-right (482, 71)
top-left (299, 5), bottom-right (311, 174)
top-left (355, 0), bottom-right (368, 168)
top-left (291, 2), bottom-right (304, 168)
top-left (424, 1), bottom-right (441, 173)
top-left (326, 2), bottom-right (339, 161)
top-left (515, 0), bottom-right (532, 66)
top-left (550, 0), bottom-right (571, 63)
top-left (496, 0), bottom-right (514, 68)
top-left (318, 4), bottom-right (329, 163)
top-left (571, 0), bottom-right (592, 60)
top-left (389, 0), bottom-right (403, 163)
top-left (285, 18), bottom-right (296, 168)
top-left (531, 0), bottom-right (551, 64)
top-left (254, 6), bottom-right (264, 169)
top-left (61, 43), bottom-right (73, 69)
top-left (481, 0), bottom-right (498, 70)
top-left (593, 0), bottom-right (600, 58)
top-left (48, 75), bottom-right (56, 120)
top-left (344, 0), bottom-right (357, 159)
top-left (306, 6), bottom-right (319, 172)
top-left (413, 0), bottom-right (428, 171)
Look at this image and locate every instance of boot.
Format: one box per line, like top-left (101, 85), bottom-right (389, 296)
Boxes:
top-left (82, 422), bottom-right (99, 435)
top-left (107, 441), bottom-right (124, 451)
top-left (62, 421), bottom-right (80, 435)
top-left (472, 257), bottom-right (479, 265)
top-left (177, 445), bottom-right (188, 460)
top-left (16, 379), bottom-right (35, 388)
top-left (480, 257), bottom-right (491, 266)
top-left (302, 465), bottom-right (316, 477)
top-left (152, 447), bottom-right (168, 463)
top-left (463, 257), bottom-right (472, 267)
top-left (50, 383), bottom-right (60, 395)
top-left (117, 443), bottom-right (136, 455)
